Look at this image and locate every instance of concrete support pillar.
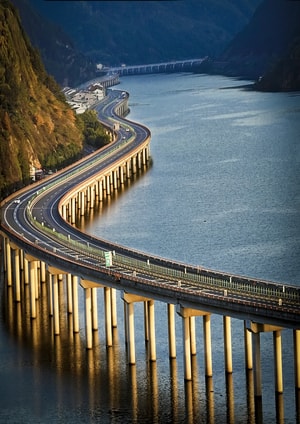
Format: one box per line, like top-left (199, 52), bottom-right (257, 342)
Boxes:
top-left (35, 262), bottom-right (40, 300)
top-left (86, 186), bottom-right (91, 204)
top-left (72, 276), bottom-right (79, 333)
top-left (106, 175), bottom-right (111, 195)
top-left (23, 257), bottom-right (29, 284)
top-left (47, 271), bottom-right (53, 316)
top-left (148, 300), bottom-right (156, 362)
top-left (1, 237), bottom-right (7, 272)
top-left (132, 156), bottom-right (137, 174)
top-left (142, 148), bottom-right (146, 165)
top-left (71, 197), bottom-right (76, 224)
top-left (273, 330), bottom-right (283, 393)
top-left (146, 145), bottom-right (150, 161)
top-left (40, 261), bottom-right (46, 283)
top-left (61, 204), bottom-right (67, 220)
top-left (52, 274), bottom-right (60, 335)
top-left (177, 306), bottom-right (210, 379)
top-left (113, 170), bottom-right (118, 190)
top-left (29, 260), bottom-right (38, 319)
top-left (144, 301), bottom-right (149, 342)
top-left (94, 180), bottom-right (99, 198)
top-left (76, 191), bottom-right (81, 211)
top-left (80, 191), bottom-right (85, 215)
top-left (120, 165), bottom-right (124, 184)
top-left (168, 303), bottom-right (176, 358)
top-left (252, 332), bottom-right (262, 397)
top-left (5, 238), bottom-right (12, 286)
top-left (123, 293), bottom-right (154, 364)
top-left (92, 287), bottom-right (98, 330)
top-left (104, 287), bottom-right (112, 346)
top-left (127, 302), bottom-right (136, 364)
top-left (90, 185), bottom-right (95, 208)
top-left (247, 321), bottom-right (284, 397)
top-left (66, 202), bottom-right (70, 219)
top-left (137, 152), bottom-right (141, 169)
top-left (203, 314), bottom-right (213, 377)
top-left (182, 315), bottom-right (192, 380)
top-left (124, 301), bottom-right (128, 345)
top-left (190, 316), bottom-right (197, 356)
top-left (99, 180), bottom-right (103, 202)
top-left (84, 287), bottom-right (93, 349)
top-left (126, 160), bottom-right (131, 178)
top-left (111, 288), bottom-right (117, 328)
top-left (66, 273), bottom-right (73, 313)
top-left (294, 330), bottom-right (300, 390)
top-left (244, 321), bottom-right (253, 369)
top-left (223, 316), bottom-right (233, 373)
top-left (13, 248), bottom-right (21, 302)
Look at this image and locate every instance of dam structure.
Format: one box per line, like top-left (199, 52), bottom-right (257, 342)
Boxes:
top-left (1, 83), bottom-right (300, 420)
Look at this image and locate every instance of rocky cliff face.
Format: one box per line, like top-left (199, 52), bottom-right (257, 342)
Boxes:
top-left (0, 0), bottom-right (83, 198)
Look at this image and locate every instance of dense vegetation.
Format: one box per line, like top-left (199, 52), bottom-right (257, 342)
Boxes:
top-left (0, 0), bottom-right (84, 198)
top-left (10, 0), bottom-right (97, 87)
top-left (28, 0), bottom-right (261, 66)
top-left (8, 1), bottom-right (300, 92)
top-left (203, 0), bottom-right (300, 90)
top-left (77, 110), bottom-right (110, 150)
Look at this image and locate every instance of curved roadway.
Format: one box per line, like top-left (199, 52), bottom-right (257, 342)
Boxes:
top-left (1, 89), bottom-right (300, 329)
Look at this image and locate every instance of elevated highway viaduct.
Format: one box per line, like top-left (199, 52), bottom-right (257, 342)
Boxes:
top-left (1, 87), bottom-right (300, 405)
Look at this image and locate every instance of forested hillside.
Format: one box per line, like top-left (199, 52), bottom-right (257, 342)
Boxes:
top-left (0, 0), bottom-right (83, 198)
top-left (208, 0), bottom-right (300, 89)
top-left (28, 0), bottom-right (262, 66)
top-left (10, 0), bottom-right (97, 86)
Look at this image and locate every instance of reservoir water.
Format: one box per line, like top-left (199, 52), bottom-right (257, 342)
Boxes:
top-left (1, 74), bottom-right (300, 423)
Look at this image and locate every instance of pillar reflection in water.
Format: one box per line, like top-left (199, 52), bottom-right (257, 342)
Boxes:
top-left (1, 239), bottom-right (299, 424)
top-left (129, 365), bottom-right (138, 422)
top-left (184, 380), bottom-right (194, 424)
top-left (149, 361), bottom-right (159, 421)
top-left (275, 393), bottom-right (285, 424)
top-left (169, 358), bottom-right (179, 423)
top-left (206, 376), bottom-right (215, 424)
top-left (246, 369), bottom-right (255, 424)
top-left (225, 372), bottom-right (234, 424)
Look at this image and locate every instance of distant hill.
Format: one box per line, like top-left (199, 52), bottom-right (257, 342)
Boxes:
top-left (254, 37), bottom-right (300, 91)
top-left (28, 0), bottom-right (262, 66)
top-left (203, 0), bottom-right (300, 90)
top-left (0, 0), bottom-right (83, 198)
top-left (10, 0), bottom-right (97, 86)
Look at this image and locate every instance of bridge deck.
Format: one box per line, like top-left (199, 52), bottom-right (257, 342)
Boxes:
top-left (1, 87), bottom-right (300, 329)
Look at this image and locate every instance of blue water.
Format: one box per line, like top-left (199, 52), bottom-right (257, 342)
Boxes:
top-left (87, 73), bottom-right (300, 286)
top-left (1, 74), bottom-right (299, 424)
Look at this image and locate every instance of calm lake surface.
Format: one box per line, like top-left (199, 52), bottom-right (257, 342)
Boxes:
top-left (1, 74), bottom-right (300, 423)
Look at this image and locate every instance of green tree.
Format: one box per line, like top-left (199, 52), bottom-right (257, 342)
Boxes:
top-left (77, 110), bottom-right (110, 149)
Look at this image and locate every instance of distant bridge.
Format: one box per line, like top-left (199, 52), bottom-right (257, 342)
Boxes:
top-left (105, 57), bottom-right (207, 76)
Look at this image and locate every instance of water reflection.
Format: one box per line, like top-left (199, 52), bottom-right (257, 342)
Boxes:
top-left (225, 373), bottom-right (234, 423)
top-left (1, 257), bottom-right (298, 423)
top-left (205, 376), bottom-right (215, 424)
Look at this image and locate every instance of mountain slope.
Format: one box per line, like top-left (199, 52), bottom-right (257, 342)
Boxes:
top-left (10, 0), bottom-right (97, 86)
top-left (211, 0), bottom-right (300, 84)
top-left (0, 0), bottom-right (83, 198)
top-left (29, 0), bottom-right (262, 66)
